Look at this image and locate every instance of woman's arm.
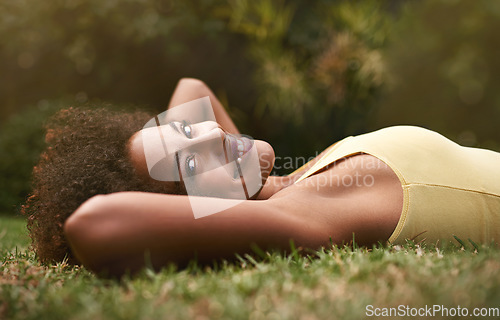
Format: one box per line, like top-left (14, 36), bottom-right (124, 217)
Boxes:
top-left (64, 192), bottom-right (330, 277)
top-left (168, 78), bottom-right (240, 135)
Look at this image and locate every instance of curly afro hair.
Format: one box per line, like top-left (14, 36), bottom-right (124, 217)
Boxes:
top-left (22, 106), bottom-right (176, 264)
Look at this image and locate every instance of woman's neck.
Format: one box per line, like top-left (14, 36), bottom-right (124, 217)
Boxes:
top-left (256, 175), bottom-right (297, 200)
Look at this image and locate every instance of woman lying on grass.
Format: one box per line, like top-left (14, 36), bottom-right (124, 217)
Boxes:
top-left (23, 78), bottom-right (500, 276)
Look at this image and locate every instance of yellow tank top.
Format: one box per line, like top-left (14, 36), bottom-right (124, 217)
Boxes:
top-left (293, 126), bottom-right (500, 245)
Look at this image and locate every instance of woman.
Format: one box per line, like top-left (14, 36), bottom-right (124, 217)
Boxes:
top-left (24, 78), bottom-right (500, 276)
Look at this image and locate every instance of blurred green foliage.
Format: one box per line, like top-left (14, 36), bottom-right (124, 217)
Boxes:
top-left (222, 0), bottom-right (393, 164)
top-left (0, 101), bottom-right (65, 215)
top-left (375, 0), bottom-right (500, 151)
top-left (0, 0), bottom-right (254, 117)
top-left (1, 0), bottom-right (499, 214)
top-left (0, 0), bottom-right (391, 141)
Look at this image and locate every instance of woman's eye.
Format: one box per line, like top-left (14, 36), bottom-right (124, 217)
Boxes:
top-left (185, 155), bottom-right (196, 176)
top-left (181, 121), bottom-right (192, 138)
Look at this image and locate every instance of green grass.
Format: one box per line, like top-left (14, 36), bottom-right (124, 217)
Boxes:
top-left (1, 216), bottom-right (500, 320)
top-left (0, 216), bottom-right (30, 251)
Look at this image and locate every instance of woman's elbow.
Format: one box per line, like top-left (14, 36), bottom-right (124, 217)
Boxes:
top-left (65, 195), bottom-right (106, 239)
top-left (64, 195), bottom-right (111, 271)
top-left (177, 78), bottom-right (210, 96)
top-left (178, 77), bottom-right (205, 86)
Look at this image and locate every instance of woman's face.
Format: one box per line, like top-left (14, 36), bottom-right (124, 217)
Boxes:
top-left (128, 120), bottom-right (275, 199)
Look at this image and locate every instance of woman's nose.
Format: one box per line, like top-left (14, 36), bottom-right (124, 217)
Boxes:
top-left (197, 120), bottom-right (221, 132)
top-left (184, 122), bottom-right (225, 151)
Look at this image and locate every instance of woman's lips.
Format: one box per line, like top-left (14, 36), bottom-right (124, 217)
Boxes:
top-left (224, 134), bottom-right (253, 164)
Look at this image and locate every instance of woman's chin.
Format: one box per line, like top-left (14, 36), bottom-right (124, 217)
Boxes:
top-left (255, 140), bottom-right (275, 185)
